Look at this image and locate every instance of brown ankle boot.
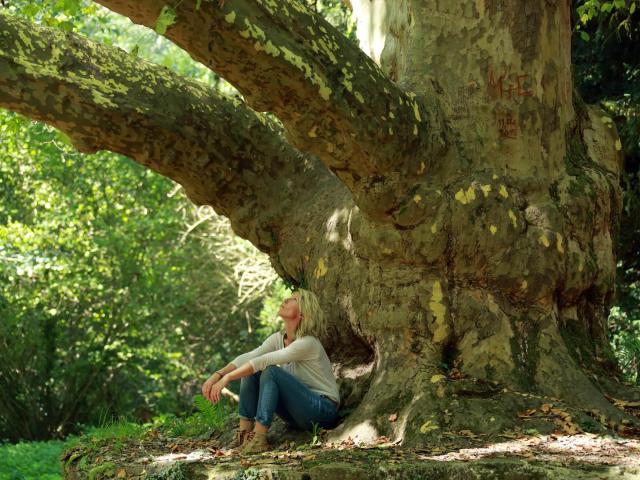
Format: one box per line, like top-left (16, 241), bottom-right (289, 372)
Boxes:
top-left (239, 430), bottom-right (271, 455)
top-left (226, 428), bottom-right (251, 451)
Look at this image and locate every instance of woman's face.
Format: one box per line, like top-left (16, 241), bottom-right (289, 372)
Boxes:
top-left (278, 293), bottom-right (302, 330)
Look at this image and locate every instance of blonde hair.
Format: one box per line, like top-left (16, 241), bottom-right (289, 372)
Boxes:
top-left (292, 288), bottom-right (328, 339)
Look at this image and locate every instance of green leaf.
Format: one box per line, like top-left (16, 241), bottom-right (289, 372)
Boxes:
top-left (155, 5), bottom-right (177, 35)
top-left (631, 2), bottom-right (637, 14)
top-left (58, 0), bottom-right (83, 13)
top-left (580, 31), bottom-right (591, 41)
top-left (196, 0), bottom-right (202, 10)
top-left (601, 2), bottom-right (614, 12)
top-left (56, 131), bottom-right (73, 147)
top-left (22, 4), bottom-right (42, 17)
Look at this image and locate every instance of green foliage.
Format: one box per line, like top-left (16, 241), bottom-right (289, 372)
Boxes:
top-left (256, 282), bottom-right (292, 339)
top-left (0, 440), bottom-right (65, 480)
top-left (0, 111), bottom-right (199, 439)
top-left (310, 421), bottom-right (323, 446)
top-left (81, 418), bottom-right (149, 444)
top-left (147, 463), bottom-right (189, 480)
top-left (575, 0), bottom-right (636, 31)
top-left (1, 0), bottom-right (98, 31)
top-left (0, 107), bottom-right (280, 441)
top-left (0, 0), bottom-right (288, 443)
top-left (87, 462), bottom-right (116, 480)
top-left (6, 0), bottom-right (225, 90)
top-left (609, 304), bottom-right (640, 382)
top-left (306, 0), bottom-right (357, 41)
top-left (157, 395), bottom-right (233, 438)
top-left (0, 115), bottom-right (275, 440)
top-left (155, 5), bottom-right (177, 35)
top-left (234, 468), bottom-right (263, 480)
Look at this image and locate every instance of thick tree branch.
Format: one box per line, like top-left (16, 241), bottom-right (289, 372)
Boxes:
top-left (94, 0), bottom-right (448, 195)
top-left (0, 11), bottom-right (330, 252)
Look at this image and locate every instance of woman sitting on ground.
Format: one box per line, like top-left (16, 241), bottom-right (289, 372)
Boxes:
top-left (202, 288), bottom-right (340, 454)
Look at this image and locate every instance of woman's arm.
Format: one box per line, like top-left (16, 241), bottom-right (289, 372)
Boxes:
top-left (202, 333), bottom-right (279, 402)
top-left (224, 361), bottom-right (254, 381)
top-left (206, 362), bottom-right (256, 403)
top-left (250, 336), bottom-right (319, 372)
top-left (206, 338), bottom-right (319, 403)
top-left (212, 362), bottom-right (237, 378)
top-left (229, 332), bottom-right (279, 368)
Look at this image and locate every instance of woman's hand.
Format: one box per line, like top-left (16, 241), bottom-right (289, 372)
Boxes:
top-left (208, 375), bottom-right (230, 403)
top-left (202, 372), bottom-right (222, 401)
top-left (202, 373), bottom-right (229, 403)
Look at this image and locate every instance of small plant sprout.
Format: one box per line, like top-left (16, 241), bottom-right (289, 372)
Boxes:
top-left (310, 422), bottom-right (324, 446)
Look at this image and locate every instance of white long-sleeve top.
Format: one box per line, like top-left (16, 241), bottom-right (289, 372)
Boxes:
top-left (231, 331), bottom-right (340, 406)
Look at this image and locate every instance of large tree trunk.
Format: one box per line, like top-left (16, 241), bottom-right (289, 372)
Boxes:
top-left (311, 0), bottom-right (631, 443)
top-left (0, 0), bottom-right (636, 446)
top-left (315, 0), bottom-right (631, 443)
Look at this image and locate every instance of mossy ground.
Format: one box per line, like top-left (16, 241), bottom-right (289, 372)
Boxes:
top-left (58, 378), bottom-right (640, 479)
top-left (61, 415), bottom-right (640, 480)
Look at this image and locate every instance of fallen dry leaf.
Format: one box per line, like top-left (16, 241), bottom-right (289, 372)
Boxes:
top-left (369, 436), bottom-right (392, 447)
top-left (540, 403), bottom-right (553, 413)
top-left (550, 407), bottom-right (570, 419)
top-left (518, 408), bottom-right (537, 418)
top-left (338, 437), bottom-right (355, 449)
top-left (612, 398), bottom-right (640, 409)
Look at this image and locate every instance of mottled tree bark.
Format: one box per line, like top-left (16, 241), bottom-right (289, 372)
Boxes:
top-left (94, 0), bottom-right (450, 223)
top-left (0, 11), bottom-right (333, 251)
top-left (0, 0), bottom-right (637, 446)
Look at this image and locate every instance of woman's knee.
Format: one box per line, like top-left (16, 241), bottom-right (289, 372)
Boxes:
top-left (259, 365), bottom-right (282, 383)
top-left (240, 371), bottom-right (261, 391)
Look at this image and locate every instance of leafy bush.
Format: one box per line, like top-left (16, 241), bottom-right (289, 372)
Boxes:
top-left (0, 106), bottom-right (284, 441)
top-left (0, 440), bottom-right (65, 480)
top-left (157, 395), bottom-right (234, 439)
top-left (0, 0), bottom-right (295, 443)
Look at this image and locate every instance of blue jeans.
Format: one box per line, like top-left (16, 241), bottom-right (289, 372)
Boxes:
top-left (238, 365), bottom-right (339, 430)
